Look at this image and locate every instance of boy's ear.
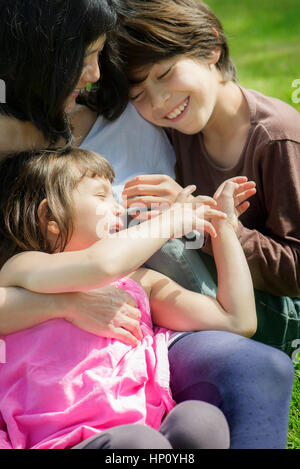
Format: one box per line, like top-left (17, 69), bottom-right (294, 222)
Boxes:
top-left (37, 199), bottom-right (60, 236)
top-left (209, 48), bottom-right (221, 66)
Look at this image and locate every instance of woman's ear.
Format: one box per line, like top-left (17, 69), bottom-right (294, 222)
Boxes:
top-left (37, 199), bottom-right (60, 236)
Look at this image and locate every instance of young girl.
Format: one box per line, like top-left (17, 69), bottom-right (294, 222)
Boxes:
top-left (0, 147), bottom-right (257, 449)
top-left (114, 0), bottom-right (300, 355)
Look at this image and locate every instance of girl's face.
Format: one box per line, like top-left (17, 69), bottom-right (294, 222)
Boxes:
top-left (129, 54), bottom-right (221, 135)
top-left (65, 34), bottom-right (107, 113)
top-left (64, 175), bottom-right (125, 251)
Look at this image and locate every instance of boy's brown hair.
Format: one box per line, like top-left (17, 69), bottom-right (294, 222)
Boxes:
top-left (117, 0), bottom-right (237, 85)
top-left (0, 147), bottom-right (115, 267)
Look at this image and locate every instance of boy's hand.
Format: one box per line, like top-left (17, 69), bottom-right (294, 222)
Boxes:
top-left (213, 177), bottom-right (256, 232)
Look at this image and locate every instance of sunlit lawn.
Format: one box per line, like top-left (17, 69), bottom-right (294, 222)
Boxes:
top-left (207, 0), bottom-right (300, 449)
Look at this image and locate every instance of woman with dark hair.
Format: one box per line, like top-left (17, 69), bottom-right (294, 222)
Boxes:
top-left (0, 0), bottom-right (127, 147)
top-left (0, 0), bottom-right (295, 450)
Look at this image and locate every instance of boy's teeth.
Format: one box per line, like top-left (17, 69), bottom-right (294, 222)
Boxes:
top-left (167, 98), bottom-right (188, 119)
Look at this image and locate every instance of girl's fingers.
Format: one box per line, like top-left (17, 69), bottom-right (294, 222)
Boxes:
top-left (199, 206), bottom-right (227, 220)
top-left (200, 220), bottom-right (217, 239)
top-left (193, 195), bottom-right (217, 207)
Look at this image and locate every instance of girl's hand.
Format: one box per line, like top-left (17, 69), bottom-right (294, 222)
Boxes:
top-left (169, 185), bottom-right (227, 239)
top-left (213, 177), bottom-right (256, 232)
top-left (63, 285), bottom-right (143, 346)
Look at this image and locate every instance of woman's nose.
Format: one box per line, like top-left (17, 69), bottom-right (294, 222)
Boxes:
top-left (81, 60), bottom-right (101, 86)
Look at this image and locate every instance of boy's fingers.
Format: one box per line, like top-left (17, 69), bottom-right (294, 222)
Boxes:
top-left (235, 201), bottom-right (250, 216)
top-left (234, 188), bottom-right (256, 207)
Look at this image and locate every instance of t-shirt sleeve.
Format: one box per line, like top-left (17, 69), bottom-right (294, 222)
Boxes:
top-left (203, 139), bottom-right (300, 297)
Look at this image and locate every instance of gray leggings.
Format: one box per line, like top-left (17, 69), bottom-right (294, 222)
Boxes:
top-left (72, 401), bottom-right (230, 449)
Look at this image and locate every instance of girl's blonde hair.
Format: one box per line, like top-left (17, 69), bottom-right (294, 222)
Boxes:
top-left (117, 0), bottom-right (237, 85)
top-left (0, 148), bottom-right (115, 266)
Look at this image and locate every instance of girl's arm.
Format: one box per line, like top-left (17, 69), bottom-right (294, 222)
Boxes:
top-left (132, 181), bottom-right (257, 338)
top-left (0, 190), bottom-right (223, 294)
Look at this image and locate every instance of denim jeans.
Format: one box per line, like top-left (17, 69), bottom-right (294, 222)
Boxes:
top-left (144, 238), bottom-right (300, 357)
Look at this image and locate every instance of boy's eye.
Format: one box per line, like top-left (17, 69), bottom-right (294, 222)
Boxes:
top-left (130, 90), bottom-right (144, 102)
top-left (157, 65), bottom-right (173, 80)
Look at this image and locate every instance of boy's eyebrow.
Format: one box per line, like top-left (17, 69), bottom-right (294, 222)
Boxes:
top-left (129, 73), bottom-right (149, 86)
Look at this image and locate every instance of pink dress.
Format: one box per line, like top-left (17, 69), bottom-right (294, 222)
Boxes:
top-left (0, 278), bottom-right (175, 449)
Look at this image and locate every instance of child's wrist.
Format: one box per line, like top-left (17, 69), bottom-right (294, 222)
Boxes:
top-left (212, 218), bottom-right (237, 234)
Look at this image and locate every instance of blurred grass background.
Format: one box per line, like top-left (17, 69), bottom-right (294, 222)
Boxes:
top-left (207, 0), bottom-right (300, 112)
top-left (206, 0), bottom-right (300, 449)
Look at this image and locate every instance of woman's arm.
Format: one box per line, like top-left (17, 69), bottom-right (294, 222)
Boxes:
top-left (0, 285), bottom-right (143, 345)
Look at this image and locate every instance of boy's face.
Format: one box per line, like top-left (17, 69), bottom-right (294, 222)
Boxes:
top-left (64, 176), bottom-right (125, 251)
top-left (129, 54), bottom-right (221, 135)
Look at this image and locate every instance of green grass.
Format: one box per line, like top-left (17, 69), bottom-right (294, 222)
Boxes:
top-left (287, 361), bottom-right (300, 449)
top-left (207, 0), bottom-right (300, 112)
top-left (206, 0), bottom-right (300, 449)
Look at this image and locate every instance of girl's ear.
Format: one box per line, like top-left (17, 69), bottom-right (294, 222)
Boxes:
top-left (37, 199), bottom-right (60, 236)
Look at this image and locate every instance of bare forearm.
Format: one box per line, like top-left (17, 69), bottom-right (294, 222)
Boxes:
top-left (211, 222), bottom-right (256, 335)
top-left (0, 287), bottom-right (63, 335)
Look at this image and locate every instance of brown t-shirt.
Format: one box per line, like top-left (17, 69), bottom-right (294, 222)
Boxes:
top-left (168, 88), bottom-right (300, 298)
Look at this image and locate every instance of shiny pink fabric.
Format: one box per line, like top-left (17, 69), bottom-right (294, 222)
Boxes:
top-left (0, 278), bottom-right (175, 449)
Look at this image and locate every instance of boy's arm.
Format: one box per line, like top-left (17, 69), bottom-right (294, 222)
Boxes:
top-left (203, 141), bottom-right (300, 297)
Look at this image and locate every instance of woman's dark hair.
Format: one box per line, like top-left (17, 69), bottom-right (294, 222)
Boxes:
top-left (0, 0), bottom-right (120, 145)
top-left (0, 147), bottom-right (115, 267)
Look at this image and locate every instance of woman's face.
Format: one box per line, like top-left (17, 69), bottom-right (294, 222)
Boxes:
top-left (65, 34), bottom-right (107, 113)
top-left (129, 54), bottom-right (221, 135)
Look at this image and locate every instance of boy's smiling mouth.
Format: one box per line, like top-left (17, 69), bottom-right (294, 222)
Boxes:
top-left (165, 97), bottom-right (190, 121)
